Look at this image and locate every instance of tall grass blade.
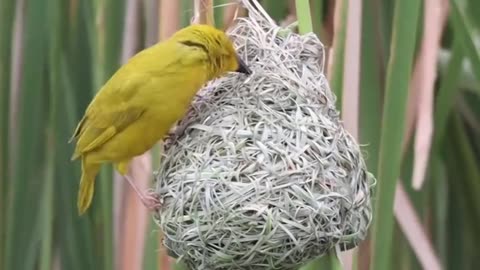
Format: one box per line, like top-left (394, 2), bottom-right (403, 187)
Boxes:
top-left (450, 114), bottom-right (480, 221)
top-left (410, 0), bottom-right (449, 190)
top-left (428, 42), bottom-right (464, 267)
top-left (54, 2), bottom-right (98, 269)
top-left (0, 0), bottom-right (15, 176)
top-left (328, 0), bottom-right (348, 109)
top-left (56, 55), bottom-right (96, 270)
top-left (356, 1), bottom-right (384, 268)
top-left (432, 39), bottom-right (463, 158)
top-left (444, 114), bottom-right (480, 269)
top-left (359, 0), bottom-right (382, 180)
top-left (450, 0), bottom-right (480, 84)
top-left (371, 0), bottom-right (421, 269)
top-left (39, 0), bottom-right (66, 269)
top-left (310, 0), bottom-right (325, 40)
top-left (213, 0), bottom-right (228, 28)
top-left (104, 0), bottom-right (125, 75)
top-left (431, 158), bottom-right (448, 267)
top-left (0, 0), bottom-right (15, 264)
top-left (295, 0), bottom-right (313, 34)
top-left (180, 0), bottom-right (194, 28)
top-left (393, 184), bottom-right (442, 270)
top-left (263, 0), bottom-right (288, 23)
top-left (5, 0), bottom-right (49, 269)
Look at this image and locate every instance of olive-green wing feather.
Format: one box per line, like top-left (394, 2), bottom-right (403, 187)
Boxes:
top-left (70, 73), bottom-right (149, 160)
top-left (70, 105), bottom-right (145, 160)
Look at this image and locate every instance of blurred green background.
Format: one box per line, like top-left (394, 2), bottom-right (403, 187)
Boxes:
top-left (1, 0), bottom-right (480, 269)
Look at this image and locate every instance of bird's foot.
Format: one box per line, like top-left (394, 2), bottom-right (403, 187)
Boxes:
top-left (124, 175), bottom-right (163, 212)
top-left (138, 189), bottom-right (163, 212)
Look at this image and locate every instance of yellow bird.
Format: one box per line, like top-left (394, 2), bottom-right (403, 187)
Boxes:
top-left (69, 24), bottom-right (251, 215)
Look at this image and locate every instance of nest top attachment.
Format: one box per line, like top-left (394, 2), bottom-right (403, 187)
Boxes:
top-left (154, 1), bottom-right (375, 269)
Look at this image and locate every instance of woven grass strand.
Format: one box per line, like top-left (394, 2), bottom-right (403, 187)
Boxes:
top-left (154, 1), bottom-right (375, 269)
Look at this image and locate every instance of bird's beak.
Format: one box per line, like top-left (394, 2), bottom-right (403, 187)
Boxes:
top-left (236, 55), bottom-right (252, 75)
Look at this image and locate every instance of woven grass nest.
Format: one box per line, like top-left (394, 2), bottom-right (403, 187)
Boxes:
top-left (154, 1), bottom-right (375, 269)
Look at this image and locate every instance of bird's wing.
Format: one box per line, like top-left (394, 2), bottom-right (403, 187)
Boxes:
top-left (70, 41), bottom-right (203, 160)
top-left (70, 105), bottom-right (145, 160)
top-left (70, 74), bottom-right (148, 160)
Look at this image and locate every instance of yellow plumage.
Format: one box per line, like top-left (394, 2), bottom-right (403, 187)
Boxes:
top-left (70, 24), bottom-right (250, 215)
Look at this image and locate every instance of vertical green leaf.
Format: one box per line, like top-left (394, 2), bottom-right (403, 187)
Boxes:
top-left (295, 0), bottom-right (313, 34)
top-left (428, 37), bottom-right (464, 270)
top-left (57, 56), bottom-right (96, 270)
top-left (357, 2), bottom-right (383, 267)
top-left (444, 114), bottom-right (480, 269)
top-left (310, 0), bottom-right (325, 40)
top-left (359, 0), bottom-right (382, 175)
top-left (57, 3), bottom-right (97, 270)
top-left (67, 1), bottom-right (125, 269)
top-left (105, 0), bottom-right (126, 75)
top-left (450, 114), bottom-right (480, 220)
top-left (450, 0), bottom-right (480, 85)
top-left (5, 0), bottom-right (49, 269)
top-left (0, 0), bottom-right (15, 178)
top-left (370, 1), bottom-right (421, 270)
top-left (214, 0), bottom-right (228, 28)
top-left (98, 1), bottom-right (125, 269)
top-left (431, 157), bottom-right (448, 267)
top-left (263, 0), bottom-right (288, 23)
top-left (181, 0), bottom-right (194, 27)
top-left (143, 222), bottom-right (160, 270)
top-left (0, 0), bottom-right (15, 263)
top-left (329, 0), bottom-right (348, 110)
top-left (374, 0), bottom-right (394, 69)
top-left (445, 175), bottom-right (465, 270)
top-left (39, 0), bottom-right (65, 268)
top-left (433, 39), bottom-right (464, 149)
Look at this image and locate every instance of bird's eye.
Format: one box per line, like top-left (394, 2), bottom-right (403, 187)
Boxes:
top-left (179, 40), bottom-right (208, 54)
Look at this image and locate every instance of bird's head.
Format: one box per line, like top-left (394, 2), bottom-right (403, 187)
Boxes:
top-left (171, 24), bottom-right (251, 80)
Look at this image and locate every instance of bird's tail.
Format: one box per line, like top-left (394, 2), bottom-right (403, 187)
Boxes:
top-left (77, 156), bottom-right (100, 215)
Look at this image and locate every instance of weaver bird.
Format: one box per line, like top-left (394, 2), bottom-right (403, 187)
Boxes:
top-left (69, 24), bottom-right (251, 215)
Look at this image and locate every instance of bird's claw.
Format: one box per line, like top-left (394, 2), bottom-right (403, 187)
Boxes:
top-left (141, 189), bottom-right (163, 212)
